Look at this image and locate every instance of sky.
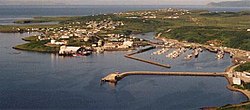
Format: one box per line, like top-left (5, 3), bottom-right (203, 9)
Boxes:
top-left (0, 0), bottom-right (241, 5)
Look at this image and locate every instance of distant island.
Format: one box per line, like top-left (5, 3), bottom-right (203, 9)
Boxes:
top-left (208, 0), bottom-right (250, 7)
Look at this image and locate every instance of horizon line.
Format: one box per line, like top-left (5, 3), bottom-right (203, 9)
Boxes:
top-left (0, 4), bottom-right (207, 6)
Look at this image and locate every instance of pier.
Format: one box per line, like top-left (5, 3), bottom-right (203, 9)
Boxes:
top-left (127, 46), bottom-right (156, 56)
top-left (101, 71), bottom-right (250, 100)
top-left (101, 71), bottom-right (226, 83)
top-left (125, 46), bottom-right (171, 68)
top-left (125, 55), bottom-right (171, 68)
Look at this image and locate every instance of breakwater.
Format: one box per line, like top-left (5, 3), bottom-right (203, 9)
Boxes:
top-left (102, 71), bottom-right (226, 83)
top-left (101, 71), bottom-right (250, 100)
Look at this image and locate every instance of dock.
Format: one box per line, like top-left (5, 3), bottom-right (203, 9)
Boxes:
top-left (124, 46), bottom-right (171, 68)
top-left (125, 55), bottom-right (171, 68)
top-left (127, 46), bottom-right (156, 56)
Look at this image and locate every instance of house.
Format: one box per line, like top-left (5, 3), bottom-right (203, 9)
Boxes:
top-left (233, 77), bottom-right (241, 85)
top-left (61, 35), bottom-right (70, 39)
top-left (143, 16), bottom-right (156, 19)
top-left (50, 39), bottom-right (56, 44)
top-left (92, 44), bottom-right (97, 47)
top-left (98, 40), bottom-right (103, 46)
top-left (84, 37), bottom-right (90, 42)
top-left (55, 42), bottom-right (66, 45)
top-left (103, 43), bottom-right (118, 49)
top-left (123, 41), bottom-right (133, 47)
top-left (50, 40), bottom-right (67, 45)
top-left (166, 16), bottom-right (180, 19)
top-left (247, 29), bottom-right (250, 32)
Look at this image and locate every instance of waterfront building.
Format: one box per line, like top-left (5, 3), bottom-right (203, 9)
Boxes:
top-left (61, 35), bottom-right (70, 39)
top-left (233, 77), bottom-right (241, 85)
top-left (55, 41), bottom-right (66, 45)
top-left (103, 42), bottom-right (118, 49)
top-left (123, 41), bottom-right (133, 47)
top-left (59, 46), bottom-right (81, 55)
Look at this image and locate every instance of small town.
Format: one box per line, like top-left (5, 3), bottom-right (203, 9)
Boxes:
top-left (13, 8), bottom-right (250, 93)
top-left (25, 19), bottom-right (141, 56)
top-left (15, 8), bottom-right (192, 56)
top-left (1, 3), bottom-right (250, 109)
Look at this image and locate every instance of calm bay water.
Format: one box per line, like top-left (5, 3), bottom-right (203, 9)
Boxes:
top-left (0, 5), bottom-right (249, 109)
top-left (0, 32), bottom-right (247, 109)
top-left (134, 32), bottom-right (232, 72)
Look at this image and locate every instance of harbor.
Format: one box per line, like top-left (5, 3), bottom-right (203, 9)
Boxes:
top-left (0, 31), bottom-right (247, 110)
top-left (101, 69), bottom-right (250, 100)
top-left (101, 32), bottom-right (250, 104)
top-left (125, 46), bottom-right (171, 68)
top-left (1, 5), bottom-right (250, 110)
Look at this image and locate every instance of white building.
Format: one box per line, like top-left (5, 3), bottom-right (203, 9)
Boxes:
top-left (92, 44), bottom-right (97, 47)
top-left (103, 43), bottom-right (117, 49)
top-left (50, 39), bottom-right (56, 44)
top-left (98, 40), bottom-right (103, 46)
top-left (123, 41), bottom-right (133, 47)
top-left (50, 40), bottom-right (67, 45)
top-left (247, 29), bottom-right (250, 32)
top-left (233, 77), bottom-right (241, 85)
top-left (84, 37), bottom-right (90, 42)
top-left (143, 16), bottom-right (157, 19)
top-left (59, 46), bottom-right (81, 54)
top-left (61, 35), bottom-right (70, 39)
top-left (55, 42), bottom-right (66, 45)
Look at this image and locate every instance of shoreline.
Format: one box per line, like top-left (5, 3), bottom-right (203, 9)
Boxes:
top-left (101, 71), bottom-right (250, 109)
top-left (12, 46), bottom-right (58, 53)
top-left (101, 34), bottom-right (250, 109)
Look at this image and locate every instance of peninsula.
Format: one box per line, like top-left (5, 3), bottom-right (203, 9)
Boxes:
top-left (208, 0), bottom-right (250, 7)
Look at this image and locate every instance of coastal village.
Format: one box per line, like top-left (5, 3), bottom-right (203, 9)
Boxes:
top-left (15, 8), bottom-right (250, 87)
top-left (15, 8), bottom-right (193, 55)
top-left (11, 8), bottom-right (250, 107)
top-left (29, 19), bottom-right (139, 56)
top-left (17, 8), bottom-right (191, 56)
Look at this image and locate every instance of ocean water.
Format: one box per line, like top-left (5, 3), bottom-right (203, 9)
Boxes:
top-left (0, 5), bottom-right (250, 25)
